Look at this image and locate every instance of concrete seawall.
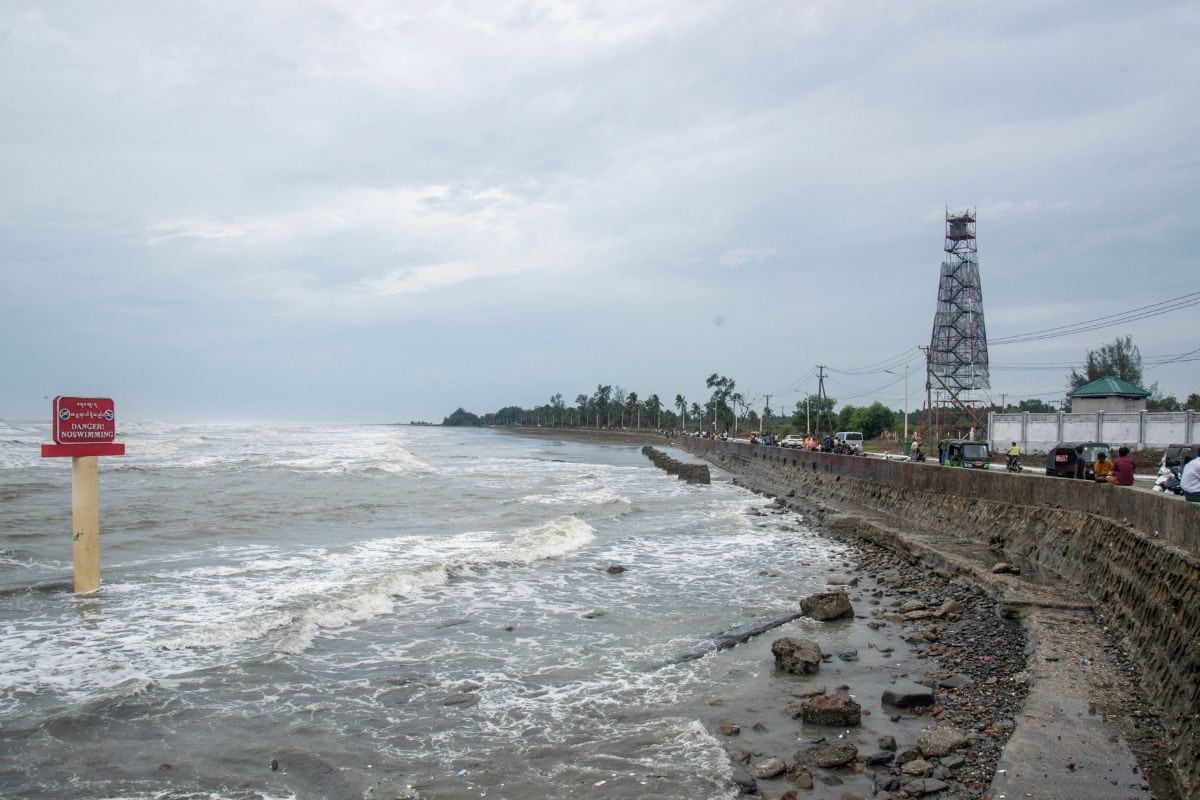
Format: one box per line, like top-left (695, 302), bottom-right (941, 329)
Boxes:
top-left (679, 438), bottom-right (1200, 799)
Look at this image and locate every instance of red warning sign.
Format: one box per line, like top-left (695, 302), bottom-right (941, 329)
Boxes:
top-left (53, 396), bottom-right (116, 445)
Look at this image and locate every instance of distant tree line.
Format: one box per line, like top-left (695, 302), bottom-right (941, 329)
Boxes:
top-left (442, 374), bottom-right (915, 440)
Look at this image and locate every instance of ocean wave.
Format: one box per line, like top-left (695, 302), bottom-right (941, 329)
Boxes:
top-left (275, 564), bottom-right (451, 654)
top-left (270, 516), bottom-right (595, 655)
top-left (519, 486), bottom-right (631, 508)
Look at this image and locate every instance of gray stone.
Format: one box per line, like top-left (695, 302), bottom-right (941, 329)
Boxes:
top-left (771, 637), bottom-right (822, 674)
top-left (790, 768), bottom-right (814, 790)
top-left (748, 757), bottom-right (787, 779)
top-left (865, 750), bottom-right (895, 766)
top-left (882, 680), bottom-right (935, 708)
top-left (939, 754), bottom-right (965, 769)
top-left (800, 590), bottom-right (854, 621)
top-left (934, 598), bottom-right (962, 618)
top-left (728, 763), bottom-right (757, 794)
top-left (903, 778), bottom-right (951, 796)
top-left (837, 648), bottom-right (859, 661)
top-left (793, 740), bottom-right (858, 769)
top-left (918, 725), bottom-right (969, 758)
top-left (901, 757), bottom-right (933, 777)
top-left (938, 673), bottom-right (973, 689)
top-left (877, 735), bottom-right (897, 751)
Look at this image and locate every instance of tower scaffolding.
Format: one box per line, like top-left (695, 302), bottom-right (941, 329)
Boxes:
top-left (926, 208), bottom-right (990, 437)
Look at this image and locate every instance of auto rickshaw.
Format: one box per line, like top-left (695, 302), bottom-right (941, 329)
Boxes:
top-left (939, 439), bottom-right (991, 469)
top-left (1044, 442), bottom-right (1112, 479)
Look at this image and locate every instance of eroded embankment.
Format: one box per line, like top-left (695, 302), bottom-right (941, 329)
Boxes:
top-left (680, 439), bottom-right (1200, 800)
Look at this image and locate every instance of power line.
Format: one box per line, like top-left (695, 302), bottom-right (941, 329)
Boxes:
top-left (1144, 344), bottom-right (1200, 371)
top-left (827, 346), bottom-right (922, 376)
top-left (990, 291), bottom-right (1200, 345)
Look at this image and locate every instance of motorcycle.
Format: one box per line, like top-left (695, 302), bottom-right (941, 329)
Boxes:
top-left (1006, 455), bottom-right (1023, 473)
top-left (1154, 465), bottom-right (1184, 495)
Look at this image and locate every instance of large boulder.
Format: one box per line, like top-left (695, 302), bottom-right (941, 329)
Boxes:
top-left (800, 590), bottom-right (854, 621)
top-left (771, 637), bottom-right (822, 674)
top-left (800, 693), bottom-right (862, 726)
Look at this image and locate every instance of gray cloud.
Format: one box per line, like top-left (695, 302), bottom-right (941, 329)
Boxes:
top-left (2, 1), bottom-right (1198, 422)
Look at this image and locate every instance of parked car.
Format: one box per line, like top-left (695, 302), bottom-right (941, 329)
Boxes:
top-left (940, 439), bottom-right (991, 469)
top-left (780, 435), bottom-right (806, 448)
top-left (834, 431), bottom-right (864, 452)
top-left (1045, 442), bottom-right (1112, 479)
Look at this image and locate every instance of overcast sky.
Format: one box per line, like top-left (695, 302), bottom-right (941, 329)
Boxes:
top-left (2, 1), bottom-right (1198, 424)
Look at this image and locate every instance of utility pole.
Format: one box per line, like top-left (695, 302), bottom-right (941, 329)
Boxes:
top-left (920, 346), bottom-right (933, 442)
top-left (885, 363), bottom-right (911, 442)
top-left (763, 394), bottom-right (772, 434)
top-left (816, 365), bottom-right (829, 433)
top-left (806, 397), bottom-right (810, 434)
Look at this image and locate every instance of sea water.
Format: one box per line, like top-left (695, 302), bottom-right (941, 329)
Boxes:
top-left (0, 422), bottom-right (852, 799)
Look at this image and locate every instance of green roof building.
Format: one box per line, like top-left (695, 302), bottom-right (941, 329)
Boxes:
top-left (1067, 376), bottom-right (1151, 413)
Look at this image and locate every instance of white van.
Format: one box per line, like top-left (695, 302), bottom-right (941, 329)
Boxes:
top-left (834, 432), bottom-right (864, 452)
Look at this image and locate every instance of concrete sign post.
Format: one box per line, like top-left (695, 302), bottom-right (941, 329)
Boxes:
top-left (41, 396), bottom-right (126, 593)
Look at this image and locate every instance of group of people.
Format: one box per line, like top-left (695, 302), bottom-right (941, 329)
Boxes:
top-left (1012, 442), bottom-right (1200, 500)
top-left (801, 433), bottom-right (856, 454)
top-left (1087, 446), bottom-right (1136, 485)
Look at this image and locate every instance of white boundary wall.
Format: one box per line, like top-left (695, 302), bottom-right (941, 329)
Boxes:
top-left (989, 411), bottom-right (1199, 453)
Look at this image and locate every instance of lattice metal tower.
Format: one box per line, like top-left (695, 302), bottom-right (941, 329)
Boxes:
top-left (927, 209), bottom-right (989, 428)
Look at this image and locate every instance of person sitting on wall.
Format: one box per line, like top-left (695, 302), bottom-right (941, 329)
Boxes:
top-left (1181, 454), bottom-right (1200, 502)
top-left (1105, 447), bottom-right (1136, 486)
top-left (1092, 452), bottom-right (1113, 482)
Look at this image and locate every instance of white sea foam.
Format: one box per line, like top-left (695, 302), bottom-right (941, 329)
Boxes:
top-left (520, 486), bottom-right (631, 508)
top-left (272, 517), bottom-right (593, 654)
top-left (275, 564), bottom-right (451, 654)
top-left (494, 515), bottom-right (596, 563)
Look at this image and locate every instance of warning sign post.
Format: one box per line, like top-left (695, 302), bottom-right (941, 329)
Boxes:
top-left (41, 396), bottom-right (126, 593)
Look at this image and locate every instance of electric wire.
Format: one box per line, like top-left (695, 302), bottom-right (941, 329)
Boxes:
top-left (990, 291), bottom-right (1200, 345)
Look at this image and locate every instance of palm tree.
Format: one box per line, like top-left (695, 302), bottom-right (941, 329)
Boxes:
top-left (675, 395), bottom-right (687, 429)
top-left (626, 392), bottom-right (639, 429)
top-left (646, 394), bottom-right (663, 428)
top-left (730, 392), bottom-right (744, 436)
top-left (690, 402), bottom-right (702, 431)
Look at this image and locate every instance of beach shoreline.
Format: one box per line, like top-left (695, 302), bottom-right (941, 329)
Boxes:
top-left (500, 425), bottom-right (1174, 799)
